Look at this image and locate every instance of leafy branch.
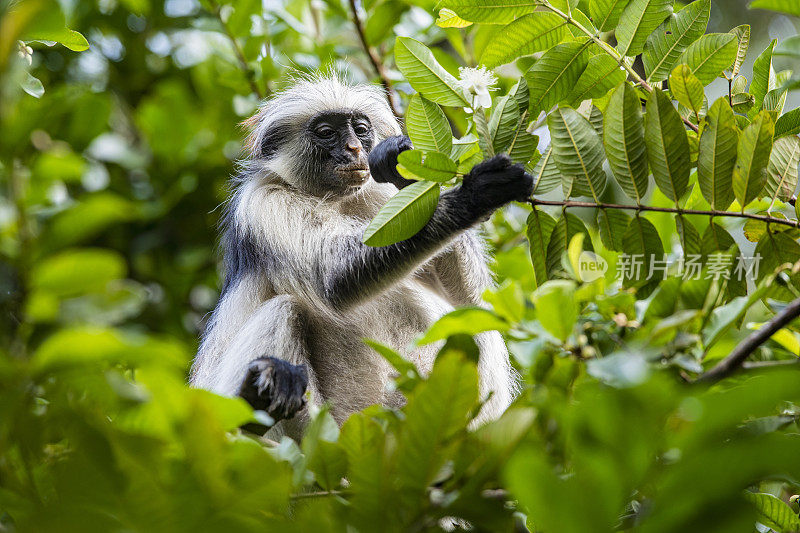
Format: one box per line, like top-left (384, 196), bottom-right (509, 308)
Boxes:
top-left (205, 0), bottom-right (265, 99)
top-left (347, 0), bottom-right (403, 118)
top-left (697, 296), bottom-right (800, 383)
top-left (527, 198), bottom-right (800, 230)
top-left (537, 0), bottom-right (700, 133)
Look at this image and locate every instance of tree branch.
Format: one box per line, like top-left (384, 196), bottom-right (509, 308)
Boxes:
top-left (696, 297), bottom-right (800, 383)
top-left (346, 0), bottom-right (403, 119)
top-left (527, 198), bottom-right (800, 230)
top-left (538, 1), bottom-right (700, 133)
top-left (206, 0), bottom-right (265, 100)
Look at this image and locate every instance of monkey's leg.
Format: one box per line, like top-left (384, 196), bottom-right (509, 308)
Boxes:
top-left (214, 294), bottom-right (320, 438)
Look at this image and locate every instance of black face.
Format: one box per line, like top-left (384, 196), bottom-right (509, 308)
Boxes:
top-left (307, 111), bottom-right (374, 193)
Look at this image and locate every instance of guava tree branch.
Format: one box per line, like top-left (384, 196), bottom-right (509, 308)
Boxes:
top-left (527, 198), bottom-right (800, 230)
top-left (697, 297), bottom-right (800, 383)
top-left (206, 0), bottom-right (266, 99)
top-left (347, 0), bottom-right (403, 119)
top-left (537, 1), bottom-right (700, 133)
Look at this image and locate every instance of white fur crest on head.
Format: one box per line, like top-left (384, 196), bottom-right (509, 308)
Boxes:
top-left (243, 73), bottom-right (402, 158)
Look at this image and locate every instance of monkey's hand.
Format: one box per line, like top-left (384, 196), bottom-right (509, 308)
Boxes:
top-left (368, 135), bottom-right (415, 190)
top-left (458, 154), bottom-right (533, 219)
top-left (239, 357), bottom-right (308, 423)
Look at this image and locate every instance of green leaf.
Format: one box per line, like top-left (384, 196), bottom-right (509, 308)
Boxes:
top-left (533, 280), bottom-right (578, 341)
top-left (669, 65), bottom-right (705, 117)
top-left (307, 440), bottom-right (347, 491)
top-left (729, 24), bottom-right (750, 77)
top-left (338, 414), bottom-right (387, 527)
top-left (396, 352), bottom-right (478, 496)
top-left (489, 94), bottom-right (521, 154)
top-left (745, 492), bottom-right (800, 532)
top-left (32, 326), bottom-right (187, 373)
top-left (603, 83), bottom-right (649, 203)
top-left (369, 2), bottom-right (412, 40)
top-left (546, 212), bottom-right (592, 277)
top-left (395, 37), bottom-right (467, 107)
top-left (733, 110), bottom-right (775, 208)
top-left (766, 136), bottom-right (800, 203)
top-left (31, 249), bottom-right (126, 297)
top-left (621, 216), bottom-right (665, 293)
top-left (548, 106), bottom-right (607, 201)
top-left (764, 87), bottom-right (789, 115)
top-left (642, 0), bottom-right (712, 83)
top-left (697, 97), bottom-right (738, 210)
top-left (676, 214), bottom-right (702, 256)
top-left (397, 150), bottom-right (457, 182)
top-left (742, 213), bottom-right (793, 242)
top-left (479, 12), bottom-right (567, 68)
top-left (749, 0), bottom-right (800, 16)
top-left (750, 40), bottom-right (777, 118)
top-left (700, 222), bottom-right (735, 255)
top-left (438, 0), bottom-right (539, 23)
top-left (615, 0), bottom-right (674, 57)
top-left (474, 108), bottom-right (494, 157)
top-left (21, 3), bottom-right (90, 51)
top-left (531, 146), bottom-right (561, 194)
top-left (363, 181), bottom-right (440, 246)
top-left (644, 88), bottom-right (691, 203)
top-left (45, 193), bottom-right (136, 248)
top-left (567, 54), bottom-right (626, 107)
top-left (702, 290), bottom-right (764, 348)
top-left (525, 40), bottom-right (591, 117)
top-left (227, 0), bottom-right (262, 35)
top-left (527, 208), bottom-right (557, 287)
top-left (589, 0), bottom-right (631, 31)
top-left (417, 307), bottom-right (509, 344)
top-left (597, 209), bottom-right (631, 251)
top-left (21, 73), bottom-right (45, 98)
top-left (405, 94), bottom-right (453, 154)
top-left (507, 116), bottom-right (539, 163)
top-left (435, 8), bottom-right (473, 28)
top-left (677, 33), bottom-right (737, 85)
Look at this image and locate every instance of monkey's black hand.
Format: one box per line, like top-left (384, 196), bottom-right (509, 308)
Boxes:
top-left (239, 357), bottom-right (308, 423)
top-left (458, 154), bottom-right (533, 218)
top-left (368, 135), bottom-right (415, 190)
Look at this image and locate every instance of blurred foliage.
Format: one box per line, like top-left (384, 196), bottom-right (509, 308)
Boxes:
top-left (3, 0), bottom-right (800, 531)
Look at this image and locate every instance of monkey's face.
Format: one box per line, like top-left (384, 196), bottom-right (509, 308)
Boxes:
top-left (305, 111), bottom-right (375, 196)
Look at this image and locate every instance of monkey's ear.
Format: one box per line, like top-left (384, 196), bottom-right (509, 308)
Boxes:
top-left (241, 110), bottom-right (266, 157)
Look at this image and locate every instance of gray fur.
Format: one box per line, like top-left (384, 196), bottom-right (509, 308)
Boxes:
top-left (191, 75), bottom-right (516, 439)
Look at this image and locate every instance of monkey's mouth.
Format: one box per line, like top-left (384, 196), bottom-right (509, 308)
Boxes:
top-left (336, 165), bottom-right (370, 183)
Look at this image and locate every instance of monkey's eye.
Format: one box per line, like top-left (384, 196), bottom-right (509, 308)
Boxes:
top-left (353, 123), bottom-right (371, 135)
top-left (315, 126), bottom-right (335, 138)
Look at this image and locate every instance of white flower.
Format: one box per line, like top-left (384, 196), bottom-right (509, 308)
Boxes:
top-left (457, 66), bottom-right (497, 109)
top-left (17, 41), bottom-right (33, 66)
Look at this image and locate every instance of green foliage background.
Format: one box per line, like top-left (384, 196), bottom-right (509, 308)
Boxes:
top-left (3, 0), bottom-right (800, 531)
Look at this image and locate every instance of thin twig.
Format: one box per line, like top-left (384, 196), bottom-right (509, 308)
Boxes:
top-left (207, 0), bottom-right (265, 100)
top-left (742, 359), bottom-right (800, 370)
top-left (696, 297), bottom-right (800, 383)
top-left (527, 198), bottom-right (800, 230)
top-left (538, 1), bottom-right (700, 133)
top-left (346, 0), bottom-right (403, 118)
top-left (290, 489), bottom-right (347, 500)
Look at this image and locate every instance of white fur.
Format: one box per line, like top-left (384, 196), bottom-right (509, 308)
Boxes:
top-left (191, 76), bottom-right (515, 438)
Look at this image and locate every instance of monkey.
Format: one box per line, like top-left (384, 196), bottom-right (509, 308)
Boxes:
top-left (190, 75), bottom-right (533, 440)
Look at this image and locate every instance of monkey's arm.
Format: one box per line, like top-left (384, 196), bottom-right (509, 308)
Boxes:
top-left (324, 155), bottom-right (532, 310)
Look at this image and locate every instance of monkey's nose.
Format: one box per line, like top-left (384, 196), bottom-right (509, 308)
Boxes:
top-left (346, 141), bottom-right (361, 154)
